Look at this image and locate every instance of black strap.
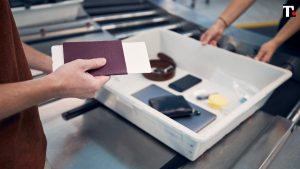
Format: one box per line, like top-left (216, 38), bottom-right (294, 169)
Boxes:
top-left (160, 154), bottom-right (189, 169)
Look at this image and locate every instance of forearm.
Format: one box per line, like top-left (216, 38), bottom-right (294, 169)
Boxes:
top-left (272, 9), bottom-right (300, 46)
top-left (22, 43), bottom-right (53, 74)
top-left (219, 0), bottom-right (256, 26)
top-left (0, 75), bottom-right (58, 120)
top-left (0, 58), bottom-right (109, 120)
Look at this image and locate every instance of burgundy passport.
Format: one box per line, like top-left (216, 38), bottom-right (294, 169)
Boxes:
top-left (63, 41), bottom-right (127, 76)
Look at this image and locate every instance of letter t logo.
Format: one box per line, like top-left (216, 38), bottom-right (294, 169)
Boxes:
top-left (283, 5), bottom-right (295, 17)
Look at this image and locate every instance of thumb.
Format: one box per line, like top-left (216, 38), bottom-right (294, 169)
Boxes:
top-left (201, 33), bottom-right (212, 45)
top-left (261, 52), bottom-right (273, 63)
top-left (210, 40), bottom-right (218, 46)
top-left (79, 58), bottom-right (107, 71)
top-left (254, 50), bottom-right (265, 61)
top-left (200, 33), bottom-right (207, 45)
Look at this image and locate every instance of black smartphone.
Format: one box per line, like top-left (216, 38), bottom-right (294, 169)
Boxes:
top-left (168, 74), bottom-right (202, 92)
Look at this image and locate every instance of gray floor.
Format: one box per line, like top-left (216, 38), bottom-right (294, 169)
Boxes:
top-left (174, 0), bottom-right (285, 25)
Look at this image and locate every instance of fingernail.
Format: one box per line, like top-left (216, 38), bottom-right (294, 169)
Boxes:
top-left (99, 58), bottom-right (106, 64)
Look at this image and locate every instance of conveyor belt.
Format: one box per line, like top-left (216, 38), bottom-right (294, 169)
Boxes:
top-left (83, 0), bottom-right (203, 41)
top-left (85, 3), bottom-right (153, 16)
top-left (82, 0), bottom-right (263, 56)
top-left (92, 10), bottom-right (162, 23)
top-left (83, 0), bottom-right (145, 8)
top-left (101, 16), bottom-right (174, 30)
top-left (18, 0), bottom-right (250, 56)
top-left (115, 22), bottom-right (185, 39)
top-left (20, 18), bottom-right (103, 43)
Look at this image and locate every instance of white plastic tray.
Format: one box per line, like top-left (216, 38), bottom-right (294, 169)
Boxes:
top-left (12, 0), bottom-right (83, 28)
top-left (96, 30), bottom-right (291, 160)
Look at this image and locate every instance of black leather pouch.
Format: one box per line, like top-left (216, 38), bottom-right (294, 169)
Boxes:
top-left (149, 95), bottom-right (194, 118)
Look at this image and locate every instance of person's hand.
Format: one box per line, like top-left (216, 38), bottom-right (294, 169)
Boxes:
top-left (48, 58), bottom-right (110, 99)
top-left (200, 19), bottom-right (227, 46)
top-left (255, 40), bottom-right (279, 63)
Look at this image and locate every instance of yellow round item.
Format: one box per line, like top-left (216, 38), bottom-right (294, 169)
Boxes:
top-left (208, 94), bottom-right (228, 110)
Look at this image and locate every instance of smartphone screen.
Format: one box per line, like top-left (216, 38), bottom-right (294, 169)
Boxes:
top-left (168, 74), bottom-right (202, 92)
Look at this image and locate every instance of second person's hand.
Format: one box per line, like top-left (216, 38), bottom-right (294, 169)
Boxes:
top-left (255, 40), bottom-right (279, 63)
top-left (200, 19), bottom-right (227, 46)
